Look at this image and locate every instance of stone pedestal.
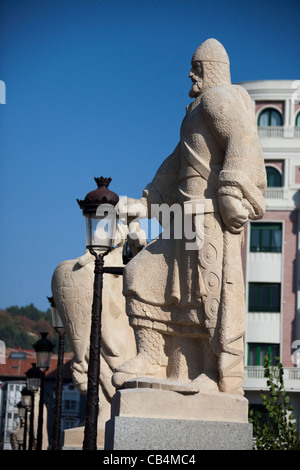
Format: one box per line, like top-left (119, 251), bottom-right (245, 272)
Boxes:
top-left (105, 388), bottom-right (253, 450)
top-left (63, 425), bottom-right (105, 450)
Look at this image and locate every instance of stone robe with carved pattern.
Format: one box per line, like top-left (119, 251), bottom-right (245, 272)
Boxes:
top-left (123, 83), bottom-right (267, 392)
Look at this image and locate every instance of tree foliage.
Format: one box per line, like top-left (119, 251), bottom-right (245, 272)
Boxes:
top-left (249, 356), bottom-right (300, 450)
top-left (0, 304), bottom-right (54, 349)
top-left (0, 304), bottom-right (72, 351)
top-left (7, 303), bottom-right (52, 323)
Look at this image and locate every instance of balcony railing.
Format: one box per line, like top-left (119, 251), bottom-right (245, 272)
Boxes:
top-left (258, 126), bottom-right (284, 138)
top-left (265, 187), bottom-right (285, 199)
top-left (288, 368), bottom-right (300, 380)
top-left (258, 126), bottom-right (300, 138)
top-left (244, 366), bottom-right (300, 391)
top-left (245, 366), bottom-right (266, 379)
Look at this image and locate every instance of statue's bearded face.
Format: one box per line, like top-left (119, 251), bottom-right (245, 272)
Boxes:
top-left (189, 61), bottom-right (203, 98)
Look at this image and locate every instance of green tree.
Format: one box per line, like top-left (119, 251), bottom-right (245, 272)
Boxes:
top-left (7, 303), bottom-right (51, 322)
top-left (0, 324), bottom-right (17, 346)
top-left (1, 304), bottom-right (73, 352)
top-left (249, 356), bottom-right (300, 450)
top-left (0, 324), bottom-right (33, 349)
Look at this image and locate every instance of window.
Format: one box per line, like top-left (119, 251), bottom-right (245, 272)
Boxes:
top-left (249, 404), bottom-right (277, 429)
top-left (266, 166), bottom-right (282, 187)
top-left (249, 283), bottom-right (281, 312)
top-left (296, 112), bottom-right (300, 127)
top-left (62, 388), bottom-right (79, 414)
top-left (250, 222), bottom-right (282, 253)
top-left (9, 352), bottom-right (27, 360)
top-left (258, 108), bottom-right (282, 126)
top-left (248, 343), bottom-right (279, 366)
top-left (61, 417), bottom-right (79, 431)
top-left (249, 404), bottom-right (268, 424)
top-left (64, 400), bottom-right (77, 411)
top-left (6, 412), bottom-right (19, 432)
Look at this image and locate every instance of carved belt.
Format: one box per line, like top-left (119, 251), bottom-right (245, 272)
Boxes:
top-left (178, 196), bottom-right (219, 213)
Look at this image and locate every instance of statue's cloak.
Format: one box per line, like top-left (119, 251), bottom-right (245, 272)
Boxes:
top-left (123, 85), bottom-right (266, 390)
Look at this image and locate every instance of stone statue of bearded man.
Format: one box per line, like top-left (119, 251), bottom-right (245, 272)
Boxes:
top-left (113, 38), bottom-right (266, 395)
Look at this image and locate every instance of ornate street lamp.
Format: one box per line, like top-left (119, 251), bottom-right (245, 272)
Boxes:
top-left (21, 386), bottom-right (32, 409)
top-left (25, 363), bottom-right (42, 450)
top-left (21, 387), bottom-right (32, 451)
top-left (77, 176), bottom-right (119, 450)
top-left (17, 400), bottom-right (26, 419)
top-left (34, 332), bottom-right (54, 370)
top-left (33, 332), bottom-right (55, 451)
top-left (48, 295), bottom-right (65, 450)
top-left (17, 400), bottom-right (27, 450)
top-left (48, 295), bottom-right (64, 329)
top-left (26, 363), bottom-right (42, 393)
top-left (77, 177), bottom-right (119, 254)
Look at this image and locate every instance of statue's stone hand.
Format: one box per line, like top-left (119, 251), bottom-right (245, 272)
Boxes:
top-left (116, 197), bottom-right (148, 223)
top-left (72, 360), bottom-right (88, 395)
top-left (127, 228), bottom-right (147, 254)
top-left (218, 195), bottom-right (248, 233)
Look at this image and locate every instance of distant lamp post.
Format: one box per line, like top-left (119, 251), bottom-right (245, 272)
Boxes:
top-left (17, 400), bottom-right (26, 419)
top-left (77, 176), bottom-right (119, 450)
top-left (21, 387), bottom-right (32, 451)
top-left (25, 363), bottom-right (41, 450)
top-left (34, 332), bottom-right (54, 370)
top-left (48, 295), bottom-right (64, 329)
top-left (21, 386), bottom-right (33, 408)
top-left (17, 400), bottom-right (26, 450)
top-left (48, 295), bottom-right (65, 450)
top-left (33, 332), bottom-right (55, 451)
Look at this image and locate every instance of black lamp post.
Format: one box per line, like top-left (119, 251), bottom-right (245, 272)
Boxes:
top-left (48, 295), bottom-right (65, 450)
top-left (25, 363), bottom-right (42, 450)
top-left (33, 332), bottom-right (55, 451)
top-left (77, 176), bottom-right (119, 450)
top-left (17, 400), bottom-right (26, 450)
top-left (21, 387), bottom-right (32, 451)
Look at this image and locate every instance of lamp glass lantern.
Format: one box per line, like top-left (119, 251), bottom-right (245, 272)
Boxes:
top-left (77, 177), bottom-right (119, 253)
top-left (52, 308), bottom-right (64, 329)
top-left (21, 387), bottom-right (32, 409)
top-left (33, 332), bottom-right (55, 370)
top-left (26, 363), bottom-right (41, 392)
top-left (47, 296), bottom-right (64, 329)
top-left (84, 204), bottom-right (117, 251)
top-left (17, 401), bottom-right (26, 419)
top-left (28, 377), bottom-right (41, 393)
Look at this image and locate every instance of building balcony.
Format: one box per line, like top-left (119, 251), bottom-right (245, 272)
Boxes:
top-left (243, 366), bottom-right (300, 392)
top-left (295, 127), bottom-right (300, 138)
top-left (258, 126), bottom-right (284, 138)
top-left (258, 126), bottom-right (300, 139)
top-left (264, 186), bottom-right (299, 210)
top-left (265, 187), bottom-right (285, 199)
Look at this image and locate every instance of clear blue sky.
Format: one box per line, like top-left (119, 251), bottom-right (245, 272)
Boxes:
top-left (0, 0), bottom-right (299, 312)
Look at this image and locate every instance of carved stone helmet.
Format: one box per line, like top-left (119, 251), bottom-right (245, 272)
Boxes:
top-left (192, 38), bottom-right (231, 89)
top-left (192, 38), bottom-right (230, 65)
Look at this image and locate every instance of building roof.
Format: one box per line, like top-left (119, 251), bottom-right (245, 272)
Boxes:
top-left (237, 79), bottom-right (300, 101)
top-left (0, 347), bottom-right (74, 381)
